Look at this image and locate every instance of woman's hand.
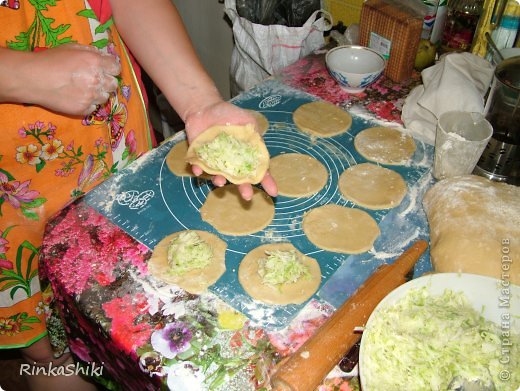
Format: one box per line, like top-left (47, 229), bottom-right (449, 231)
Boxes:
top-left (184, 100), bottom-right (278, 200)
top-left (10, 44), bottom-right (120, 116)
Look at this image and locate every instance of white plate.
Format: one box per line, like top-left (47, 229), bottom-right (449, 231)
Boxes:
top-left (359, 272), bottom-right (520, 390)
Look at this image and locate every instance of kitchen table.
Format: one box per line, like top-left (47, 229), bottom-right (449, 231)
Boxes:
top-left (40, 49), bottom-right (432, 391)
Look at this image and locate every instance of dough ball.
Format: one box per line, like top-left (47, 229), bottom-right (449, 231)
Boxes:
top-left (238, 242), bottom-right (321, 305)
top-left (148, 230), bottom-right (226, 294)
top-left (354, 127), bottom-right (416, 165)
top-left (293, 101), bottom-right (352, 138)
top-left (339, 163), bottom-right (407, 209)
top-left (200, 185), bottom-right (275, 236)
top-left (269, 153), bottom-right (328, 197)
top-left (423, 175), bottom-right (520, 285)
top-left (302, 204), bottom-right (380, 254)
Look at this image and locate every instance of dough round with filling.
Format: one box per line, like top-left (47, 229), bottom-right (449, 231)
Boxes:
top-left (302, 204), bottom-right (380, 253)
top-left (339, 163), bottom-right (407, 209)
top-left (148, 230), bottom-right (226, 294)
top-left (293, 101), bottom-right (352, 137)
top-left (186, 124), bottom-right (270, 184)
top-left (269, 153), bottom-right (328, 197)
top-left (200, 185), bottom-right (275, 236)
top-left (248, 110), bottom-right (269, 136)
top-left (354, 127), bottom-right (416, 165)
top-left (238, 243), bottom-right (321, 305)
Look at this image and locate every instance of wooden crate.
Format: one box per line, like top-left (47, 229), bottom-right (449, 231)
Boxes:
top-left (359, 0), bottom-right (423, 82)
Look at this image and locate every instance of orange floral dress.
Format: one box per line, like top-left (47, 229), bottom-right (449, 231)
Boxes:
top-left (0, 0), bottom-right (153, 350)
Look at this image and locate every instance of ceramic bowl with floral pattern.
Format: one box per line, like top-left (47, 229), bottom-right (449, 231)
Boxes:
top-left (326, 45), bottom-right (385, 93)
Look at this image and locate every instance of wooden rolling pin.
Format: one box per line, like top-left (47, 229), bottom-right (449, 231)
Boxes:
top-left (270, 240), bottom-right (428, 391)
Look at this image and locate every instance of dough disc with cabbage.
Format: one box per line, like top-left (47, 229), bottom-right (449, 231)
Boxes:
top-left (186, 124), bottom-right (269, 184)
top-left (354, 127), bottom-right (416, 165)
top-left (303, 204), bottom-right (380, 253)
top-left (148, 230), bottom-right (226, 294)
top-left (200, 185), bottom-right (275, 236)
top-left (238, 243), bottom-right (321, 305)
top-left (339, 163), bottom-right (407, 209)
top-left (269, 153), bottom-right (328, 197)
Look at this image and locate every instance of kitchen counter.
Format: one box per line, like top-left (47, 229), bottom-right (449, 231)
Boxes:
top-left (40, 51), bottom-right (432, 391)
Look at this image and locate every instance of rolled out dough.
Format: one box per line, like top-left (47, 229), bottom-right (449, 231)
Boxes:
top-left (166, 140), bottom-right (193, 177)
top-left (148, 230), bottom-right (227, 294)
top-left (423, 175), bottom-right (520, 285)
top-left (293, 101), bottom-right (352, 138)
top-left (354, 127), bottom-right (416, 165)
top-left (186, 124), bottom-right (270, 184)
top-left (302, 204), bottom-right (380, 254)
top-left (269, 153), bottom-right (328, 197)
top-left (238, 243), bottom-right (321, 305)
top-left (339, 163), bottom-right (407, 209)
top-left (200, 185), bottom-right (275, 236)
top-left (165, 140), bottom-right (209, 179)
top-left (248, 110), bottom-right (269, 136)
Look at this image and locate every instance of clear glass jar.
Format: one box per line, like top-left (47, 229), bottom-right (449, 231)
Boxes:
top-left (440, 0), bottom-right (484, 52)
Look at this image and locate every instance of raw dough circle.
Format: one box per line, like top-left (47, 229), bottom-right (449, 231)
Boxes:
top-left (293, 101), bottom-right (352, 138)
top-left (354, 127), bottom-right (416, 165)
top-left (238, 242), bottom-right (321, 305)
top-left (339, 163), bottom-right (407, 209)
top-left (166, 140), bottom-right (195, 177)
top-left (200, 185), bottom-right (275, 236)
top-left (148, 230), bottom-right (227, 294)
top-left (248, 110), bottom-right (269, 136)
top-left (302, 204), bottom-right (380, 254)
top-left (269, 153), bottom-right (328, 197)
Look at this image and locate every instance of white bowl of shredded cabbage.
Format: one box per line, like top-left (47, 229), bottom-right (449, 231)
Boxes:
top-left (359, 272), bottom-right (520, 391)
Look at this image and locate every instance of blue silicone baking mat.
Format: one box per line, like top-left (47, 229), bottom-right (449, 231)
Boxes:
top-left (84, 79), bottom-right (433, 329)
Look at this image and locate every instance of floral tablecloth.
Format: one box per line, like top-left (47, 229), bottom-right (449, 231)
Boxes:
top-left (275, 49), bottom-right (421, 124)
top-left (40, 201), bottom-right (354, 391)
top-left (39, 50), bottom-right (423, 391)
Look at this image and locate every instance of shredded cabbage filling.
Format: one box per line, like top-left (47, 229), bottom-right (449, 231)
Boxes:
top-left (196, 132), bottom-right (259, 178)
top-left (257, 250), bottom-right (310, 286)
top-left (362, 287), bottom-right (520, 391)
top-left (167, 232), bottom-right (213, 275)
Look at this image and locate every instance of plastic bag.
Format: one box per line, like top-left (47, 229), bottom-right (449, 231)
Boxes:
top-left (225, 0), bottom-right (332, 95)
top-left (235, 0), bottom-right (321, 26)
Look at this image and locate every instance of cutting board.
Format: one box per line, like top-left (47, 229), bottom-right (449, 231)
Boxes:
top-left (85, 79), bottom-right (433, 329)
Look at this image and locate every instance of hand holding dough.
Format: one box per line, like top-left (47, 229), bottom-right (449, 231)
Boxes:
top-left (186, 124), bottom-right (270, 184)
